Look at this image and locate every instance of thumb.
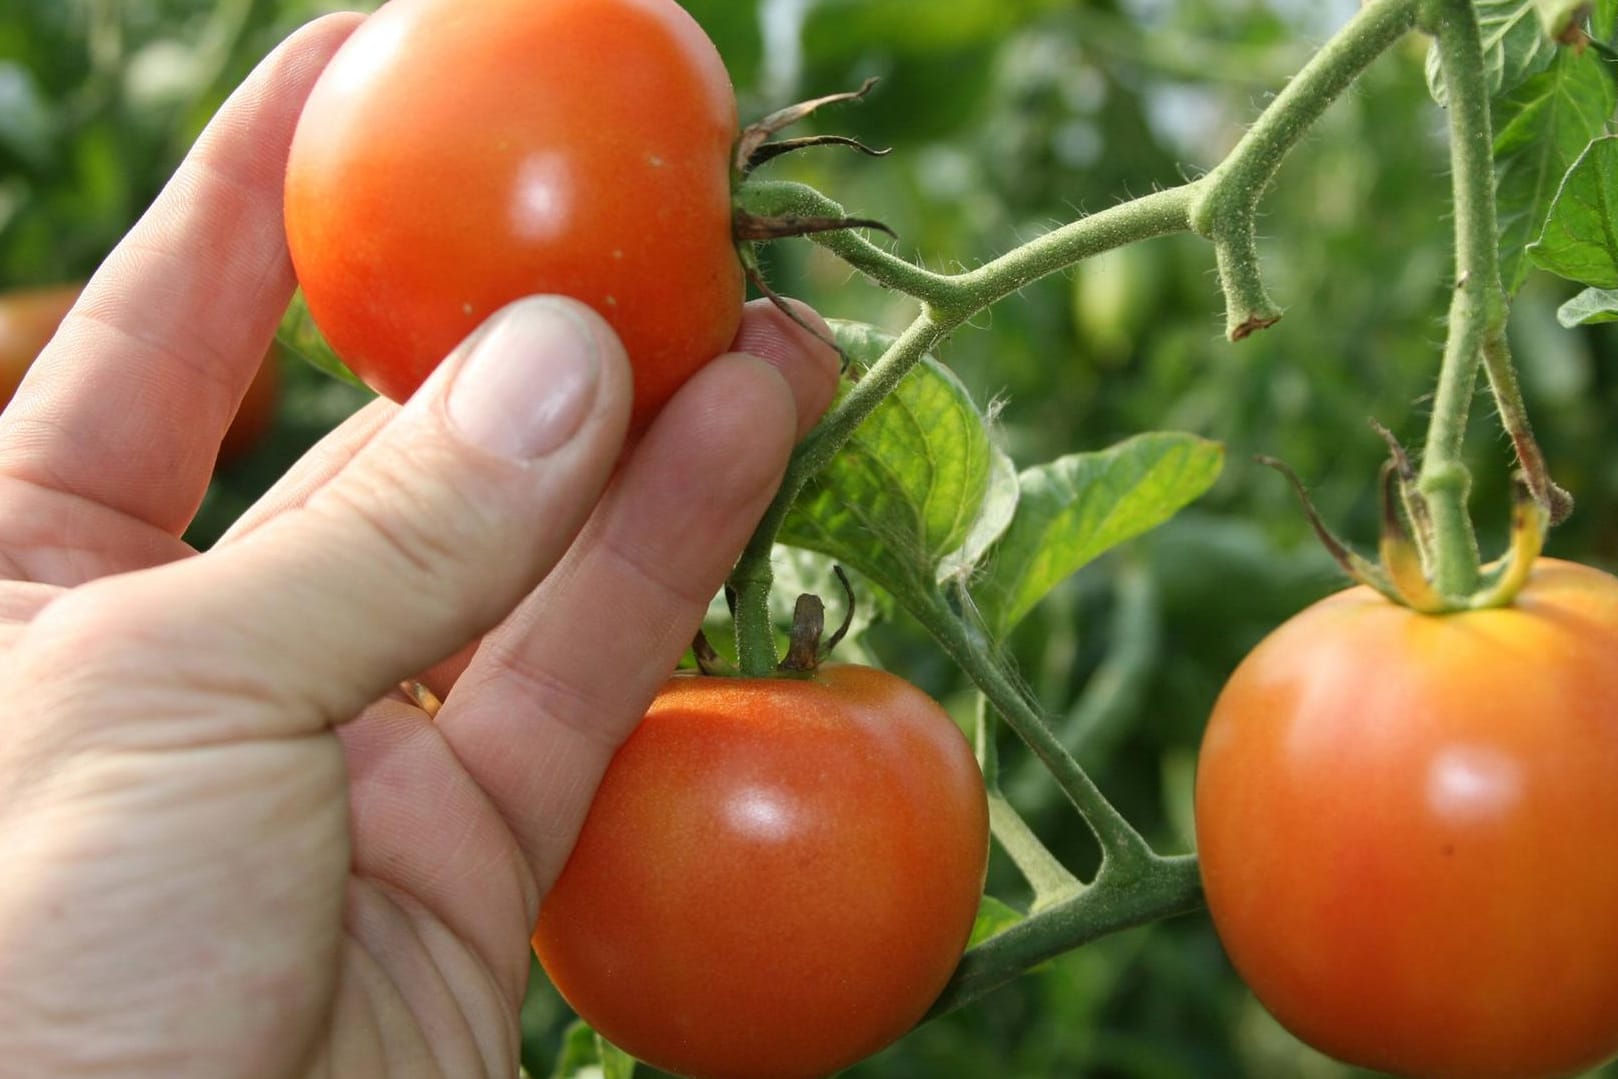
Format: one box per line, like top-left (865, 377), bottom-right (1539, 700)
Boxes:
top-left (23, 297), bottom-right (633, 742)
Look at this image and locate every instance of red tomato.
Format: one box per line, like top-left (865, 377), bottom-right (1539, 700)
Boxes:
top-left (534, 665), bottom-right (989, 1079)
top-left (1196, 559), bottom-right (1618, 1079)
top-left (284, 0), bottom-right (744, 435)
top-left (0, 282), bottom-right (277, 465)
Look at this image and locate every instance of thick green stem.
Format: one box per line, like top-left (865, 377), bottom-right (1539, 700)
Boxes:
top-left (912, 587), bottom-right (1155, 868)
top-left (928, 854), bottom-right (1203, 1019)
top-left (1415, 0), bottom-right (1500, 598)
top-left (1188, 0), bottom-right (1421, 339)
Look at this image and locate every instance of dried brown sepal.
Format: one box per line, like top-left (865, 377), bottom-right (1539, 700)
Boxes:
top-left (691, 628), bottom-right (735, 677)
top-left (746, 135), bottom-right (891, 173)
top-left (1368, 418), bottom-right (1435, 556)
top-left (778, 592), bottom-right (826, 673)
top-left (1378, 461), bottom-right (1447, 613)
top-left (817, 565), bottom-right (856, 663)
top-left (734, 77), bottom-right (880, 175)
top-left (734, 211), bottom-right (897, 243)
top-left (1257, 454), bottom-right (1404, 604)
top-left (743, 263), bottom-right (846, 362)
top-left (1228, 312), bottom-right (1282, 341)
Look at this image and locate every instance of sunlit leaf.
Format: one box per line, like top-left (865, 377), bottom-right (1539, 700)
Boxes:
top-left (973, 434), bottom-right (1224, 639)
top-left (1557, 286), bottom-right (1618, 324)
top-left (1527, 136), bottom-right (1618, 287)
top-left (1427, 0), bottom-right (1558, 104)
top-left (779, 321), bottom-right (997, 599)
top-left (1494, 51), bottom-right (1616, 292)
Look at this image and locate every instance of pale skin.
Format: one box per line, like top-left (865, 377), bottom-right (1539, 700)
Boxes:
top-left (0, 14), bottom-right (838, 1078)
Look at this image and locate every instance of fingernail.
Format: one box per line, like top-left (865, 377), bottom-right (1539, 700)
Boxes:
top-left (447, 298), bottom-right (601, 459)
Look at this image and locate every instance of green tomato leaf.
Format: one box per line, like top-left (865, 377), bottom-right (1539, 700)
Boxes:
top-left (938, 443), bottom-right (1020, 585)
top-left (973, 433), bottom-right (1224, 639)
top-left (967, 894), bottom-right (1025, 948)
top-left (1426, 0), bottom-right (1558, 105)
top-left (1494, 50), bottom-right (1617, 293)
top-left (1597, 0), bottom-right (1617, 39)
top-left (550, 1021), bottom-right (637, 1079)
top-left (1557, 286), bottom-right (1618, 324)
top-left (1527, 136), bottom-right (1618, 287)
top-left (779, 321), bottom-right (999, 599)
top-left (277, 290), bottom-right (370, 392)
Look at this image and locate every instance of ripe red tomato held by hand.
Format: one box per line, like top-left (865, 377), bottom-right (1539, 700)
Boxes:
top-left (1196, 558), bottom-right (1618, 1079)
top-left (533, 664), bottom-right (990, 1079)
top-left (284, 0), bottom-right (744, 435)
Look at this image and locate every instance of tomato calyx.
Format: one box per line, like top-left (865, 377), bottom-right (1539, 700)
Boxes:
top-left (694, 566), bottom-right (856, 678)
top-left (733, 77), bottom-right (887, 177)
top-left (1261, 429), bottom-right (1549, 613)
top-left (729, 80), bottom-right (897, 361)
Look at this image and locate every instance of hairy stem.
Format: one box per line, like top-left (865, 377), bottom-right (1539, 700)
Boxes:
top-left (912, 587), bottom-right (1155, 868)
top-left (1415, 0), bottom-right (1498, 598)
top-left (1188, 0), bottom-right (1421, 338)
top-left (929, 854), bottom-right (1203, 1019)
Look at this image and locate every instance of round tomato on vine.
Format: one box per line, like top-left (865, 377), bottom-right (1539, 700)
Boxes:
top-left (533, 664), bottom-right (990, 1079)
top-left (283, 0), bottom-right (744, 434)
top-left (1195, 558), bottom-right (1618, 1079)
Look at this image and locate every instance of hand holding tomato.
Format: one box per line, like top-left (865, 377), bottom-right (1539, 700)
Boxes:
top-left (0, 14), bottom-right (837, 1079)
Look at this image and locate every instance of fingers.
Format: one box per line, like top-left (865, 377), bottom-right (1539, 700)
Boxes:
top-left (0, 13), bottom-right (363, 537)
top-left (220, 397), bottom-right (397, 542)
top-left (14, 299), bottom-right (632, 745)
top-left (731, 298), bottom-right (842, 440)
top-left (435, 320), bottom-right (839, 890)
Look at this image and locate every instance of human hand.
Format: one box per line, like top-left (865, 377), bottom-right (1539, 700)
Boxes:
top-left (0, 14), bottom-right (837, 1079)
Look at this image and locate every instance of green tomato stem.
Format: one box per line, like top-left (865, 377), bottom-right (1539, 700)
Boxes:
top-left (1187, 0), bottom-right (1421, 339)
top-left (1413, 0), bottom-right (1511, 600)
top-left (929, 853), bottom-right (1203, 1020)
top-left (912, 586), bottom-right (1156, 868)
top-left (988, 792), bottom-right (1083, 911)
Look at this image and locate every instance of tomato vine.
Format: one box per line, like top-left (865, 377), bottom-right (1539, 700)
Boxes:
top-left (723, 0), bottom-right (1603, 1025)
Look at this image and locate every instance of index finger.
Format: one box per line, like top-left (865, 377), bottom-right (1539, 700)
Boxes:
top-left (0, 14), bottom-right (363, 537)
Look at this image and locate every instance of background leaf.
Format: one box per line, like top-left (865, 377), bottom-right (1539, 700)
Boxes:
top-left (1494, 50), bottom-right (1617, 292)
top-left (550, 1020), bottom-right (638, 1079)
top-left (968, 895), bottom-right (1026, 947)
top-left (1527, 135), bottom-right (1618, 287)
top-left (973, 434), bottom-right (1224, 639)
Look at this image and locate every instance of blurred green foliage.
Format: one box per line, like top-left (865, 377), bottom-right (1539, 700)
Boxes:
top-left (5, 1), bottom-right (1618, 1076)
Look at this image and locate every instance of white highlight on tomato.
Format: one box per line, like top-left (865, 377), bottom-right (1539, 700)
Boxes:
top-left (510, 152), bottom-right (573, 242)
top-left (1426, 745), bottom-right (1524, 826)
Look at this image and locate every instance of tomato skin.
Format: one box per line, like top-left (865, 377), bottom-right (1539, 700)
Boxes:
top-left (1196, 559), bottom-right (1618, 1079)
top-left (284, 0), bottom-right (744, 434)
top-left (534, 664), bottom-right (989, 1079)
